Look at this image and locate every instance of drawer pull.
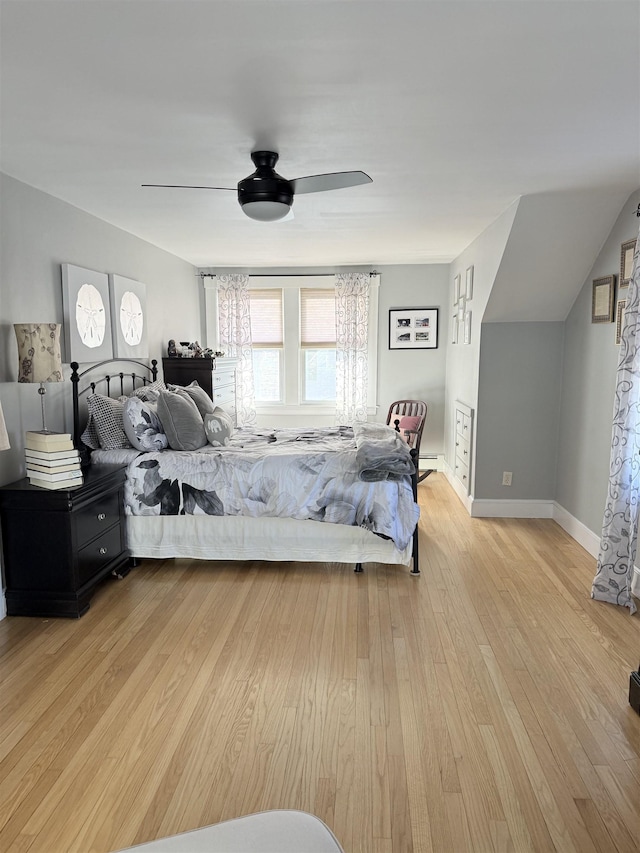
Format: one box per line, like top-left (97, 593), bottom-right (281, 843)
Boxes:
top-left (463, 449), bottom-right (468, 455)
top-left (99, 547), bottom-right (108, 555)
top-left (97, 512), bottom-right (106, 521)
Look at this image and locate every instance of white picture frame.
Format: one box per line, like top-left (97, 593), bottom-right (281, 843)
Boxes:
top-left (61, 264), bottom-right (113, 363)
top-left (451, 313), bottom-right (459, 344)
top-left (109, 274), bottom-right (148, 358)
top-left (463, 310), bottom-right (472, 345)
top-left (465, 265), bottom-right (474, 300)
top-left (453, 274), bottom-right (462, 306)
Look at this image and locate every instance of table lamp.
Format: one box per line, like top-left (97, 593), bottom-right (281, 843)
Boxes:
top-left (14, 323), bottom-right (63, 434)
top-left (0, 401), bottom-right (10, 451)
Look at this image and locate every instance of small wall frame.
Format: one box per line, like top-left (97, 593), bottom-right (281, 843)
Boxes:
top-left (620, 239), bottom-right (637, 288)
top-left (109, 274), bottom-right (149, 358)
top-left (389, 308), bottom-right (439, 349)
top-left (591, 275), bottom-right (615, 323)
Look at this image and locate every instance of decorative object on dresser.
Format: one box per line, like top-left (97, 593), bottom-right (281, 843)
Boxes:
top-left (61, 264), bottom-right (114, 362)
top-left (14, 322), bottom-right (64, 432)
top-left (162, 355), bottom-right (238, 423)
top-left (0, 464), bottom-right (128, 617)
top-left (108, 273), bottom-right (148, 358)
top-left (454, 401), bottom-right (474, 494)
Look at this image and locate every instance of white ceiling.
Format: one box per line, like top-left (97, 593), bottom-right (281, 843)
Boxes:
top-left (1, 0), bottom-right (638, 269)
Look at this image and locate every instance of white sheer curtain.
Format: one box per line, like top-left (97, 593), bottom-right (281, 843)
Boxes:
top-left (217, 274), bottom-right (257, 427)
top-left (592, 223), bottom-right (640, 613)
top-left (335, 272), bottom-right (369, 425)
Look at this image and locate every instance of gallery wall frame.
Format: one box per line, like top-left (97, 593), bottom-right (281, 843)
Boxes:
top-left (616, 298), bottom-right (626, 345)
top-left (591, 275), bottom-right (615, 323)
top-left (109, 274), bottom-right (148, 358)
top-left (453, 274), bottom-right (462, 306)
top-left (389, 308), bottom-right (439, 350)
top-left (61, 263), bottom-right (113, 363)
top-left (465, 265), bottom-right (474, 300)
top-left (620, 239), bottom-right (637, 288)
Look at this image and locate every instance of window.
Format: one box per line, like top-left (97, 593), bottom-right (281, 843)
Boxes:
top-left (249, 288), bottom-right (283, 402)
top-left (217, 274), bottom-right (378, 417)
top-left (300, 288), bottom-right (336, 402)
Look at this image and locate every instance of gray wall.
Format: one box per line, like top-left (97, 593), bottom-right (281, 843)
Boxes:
top-left (475, 322), bottom-right (564, 500)
top-left (556, 188), bottom-right (640, 533)
top-left (0, 173), bottom-right (199, 488)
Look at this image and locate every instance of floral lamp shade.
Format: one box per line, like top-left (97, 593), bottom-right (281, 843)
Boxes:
top-left (14, 323), bottom-right (63, 384)
top-left (0, 402), bottom-right (9, 451)
top-left (14, 323), bottom-right (63, 433)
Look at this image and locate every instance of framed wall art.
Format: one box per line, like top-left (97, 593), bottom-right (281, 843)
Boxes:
top-left (620, 238), bottom-right (637, 288)
top-left (109, 274), bottom-right (148, 358)
top-left (453, 274), bottom-right (462, 306)
top-left (389, 308), bottom-right (439, 350)
top-left (616, 299), bottom-right (626, 345)
top-left (465, 265), bottom-right (474, 300)
top-left (591, 275), bottom-right (615, 323)
top-left (61, 263), bottom-right (113, 363)
top-left (463, 310), bottom-right (472, 345)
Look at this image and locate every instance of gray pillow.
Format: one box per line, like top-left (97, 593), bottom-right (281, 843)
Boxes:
top-left (122, 397), bottom-right (168, 452)
top-left (204, 410), bottom-right (233, 447)
top-left (184, 384), bottom-right (216, 418)
top-left (157, 389), bottom-right (207, 451)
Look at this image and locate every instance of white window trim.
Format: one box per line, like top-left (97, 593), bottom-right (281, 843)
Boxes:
top-left (203, 273), bottom-right (379, 417)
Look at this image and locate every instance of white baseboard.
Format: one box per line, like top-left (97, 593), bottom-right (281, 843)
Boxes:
top-left (552, 502), bottom-right (601, 558)
top-left (443, 462), bottom-right (473, 513)
top-left (471, 499), bottom-right (555, 518)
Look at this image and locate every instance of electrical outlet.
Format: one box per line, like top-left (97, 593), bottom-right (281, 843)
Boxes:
top-left (502, 471), bottom-right (512, 486)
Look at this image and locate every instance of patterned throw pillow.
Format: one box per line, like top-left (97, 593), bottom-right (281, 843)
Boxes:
top-left (122, 397), bottom-right (168, 452)
top-left (85, 393), bottom-right (132, 450)
top-left (129, 378), bottom-right (167, 403)
top-left (203, 410), bottom-right (233, 447)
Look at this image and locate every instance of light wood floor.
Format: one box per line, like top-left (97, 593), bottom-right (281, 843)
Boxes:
top-left (1, 474), bottom-right (639, 853)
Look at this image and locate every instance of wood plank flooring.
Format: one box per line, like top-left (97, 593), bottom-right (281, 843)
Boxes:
top-left (0, 473), bottom-right (639, 852)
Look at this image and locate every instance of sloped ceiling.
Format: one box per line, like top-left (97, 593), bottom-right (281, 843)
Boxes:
top-left (483, 188), bottom-right (633, 322)
top-left (0, 0), bottom-right (638, 269)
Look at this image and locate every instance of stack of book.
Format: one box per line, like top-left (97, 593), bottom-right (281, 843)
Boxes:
top-left (24, 431), bottom-right (83, 490)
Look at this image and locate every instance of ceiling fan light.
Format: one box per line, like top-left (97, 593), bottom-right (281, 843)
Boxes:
top-left (241, 200), bottom-right (291, 222)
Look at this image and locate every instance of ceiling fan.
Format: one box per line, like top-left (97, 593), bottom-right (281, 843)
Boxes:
top-left (142, 150), bottom-right (372, 221)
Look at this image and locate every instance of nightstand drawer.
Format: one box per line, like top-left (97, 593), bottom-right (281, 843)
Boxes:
top-left (75, 490), bottom-right (121, 548)
top-left (77, 524), bottom-right (124, 586)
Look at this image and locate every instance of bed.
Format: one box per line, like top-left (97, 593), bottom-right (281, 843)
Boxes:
top-left (71, 359), bottom-right (421, 574)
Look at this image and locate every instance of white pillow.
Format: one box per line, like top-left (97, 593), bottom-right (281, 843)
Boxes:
top-left (122, 397), bottom-right (168, 452)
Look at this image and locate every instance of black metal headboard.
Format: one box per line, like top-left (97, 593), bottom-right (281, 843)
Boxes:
top-left (70, 358), bottom-right (158, 452)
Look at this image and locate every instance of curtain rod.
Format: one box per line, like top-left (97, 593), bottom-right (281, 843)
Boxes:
top-left (200, 271), bottom-right (379, 279)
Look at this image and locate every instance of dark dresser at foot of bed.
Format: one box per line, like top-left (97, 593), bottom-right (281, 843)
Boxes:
top-left (0, 464), bottom-right (129, 618)
top-left (162, 356), bottom-right (237, 422)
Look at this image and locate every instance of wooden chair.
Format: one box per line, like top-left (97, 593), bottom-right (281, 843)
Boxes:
top-left (386, 399), bottom-right (431, 482)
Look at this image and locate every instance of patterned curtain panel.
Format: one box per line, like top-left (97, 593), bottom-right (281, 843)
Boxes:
top-left (593, 224), bottom-right (640, 613)
top-left (217, 274), bottom-right (257, 427)
top-left (335, 272), bottom-right (369, 425)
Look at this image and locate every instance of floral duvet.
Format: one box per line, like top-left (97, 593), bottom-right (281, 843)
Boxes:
top-left (122, 425), bottom-right (420, 550)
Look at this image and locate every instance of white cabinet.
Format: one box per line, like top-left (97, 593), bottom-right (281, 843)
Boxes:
top-left (454, 401), bottom-right (474, 494)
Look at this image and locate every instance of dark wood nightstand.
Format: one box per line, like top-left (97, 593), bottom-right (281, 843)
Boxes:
top-left (0, 464), bottom-right (129, 618)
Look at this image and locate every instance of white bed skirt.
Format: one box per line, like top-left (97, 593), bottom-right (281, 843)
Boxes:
top-left (125, 515), bottom-right (413, 566)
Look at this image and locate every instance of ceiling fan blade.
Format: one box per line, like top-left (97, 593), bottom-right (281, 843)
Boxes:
top-left (141, 184), bottom-right (235, 191)
top-left (291, 170), bottom-right (372, 195)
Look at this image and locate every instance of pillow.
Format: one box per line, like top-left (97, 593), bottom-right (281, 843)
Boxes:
top-left (183, 383), bottom-right (216, 419)
top-left (204, 410), bottom-right (233, 447)
top-left (122, 397), bottom-right (168, 452)
top-left (80, 414), bottom-right (101, 451)
top-left (397, 415), bottom-right (422, 444)
top-left (85, 393), bottom-right (132, 450)
top-left (157, 389), bottom-right (208, 451)
top-left (212, 405), bottom-right (234, 432)
top-left (129, 378), bottom-right (167, 403)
